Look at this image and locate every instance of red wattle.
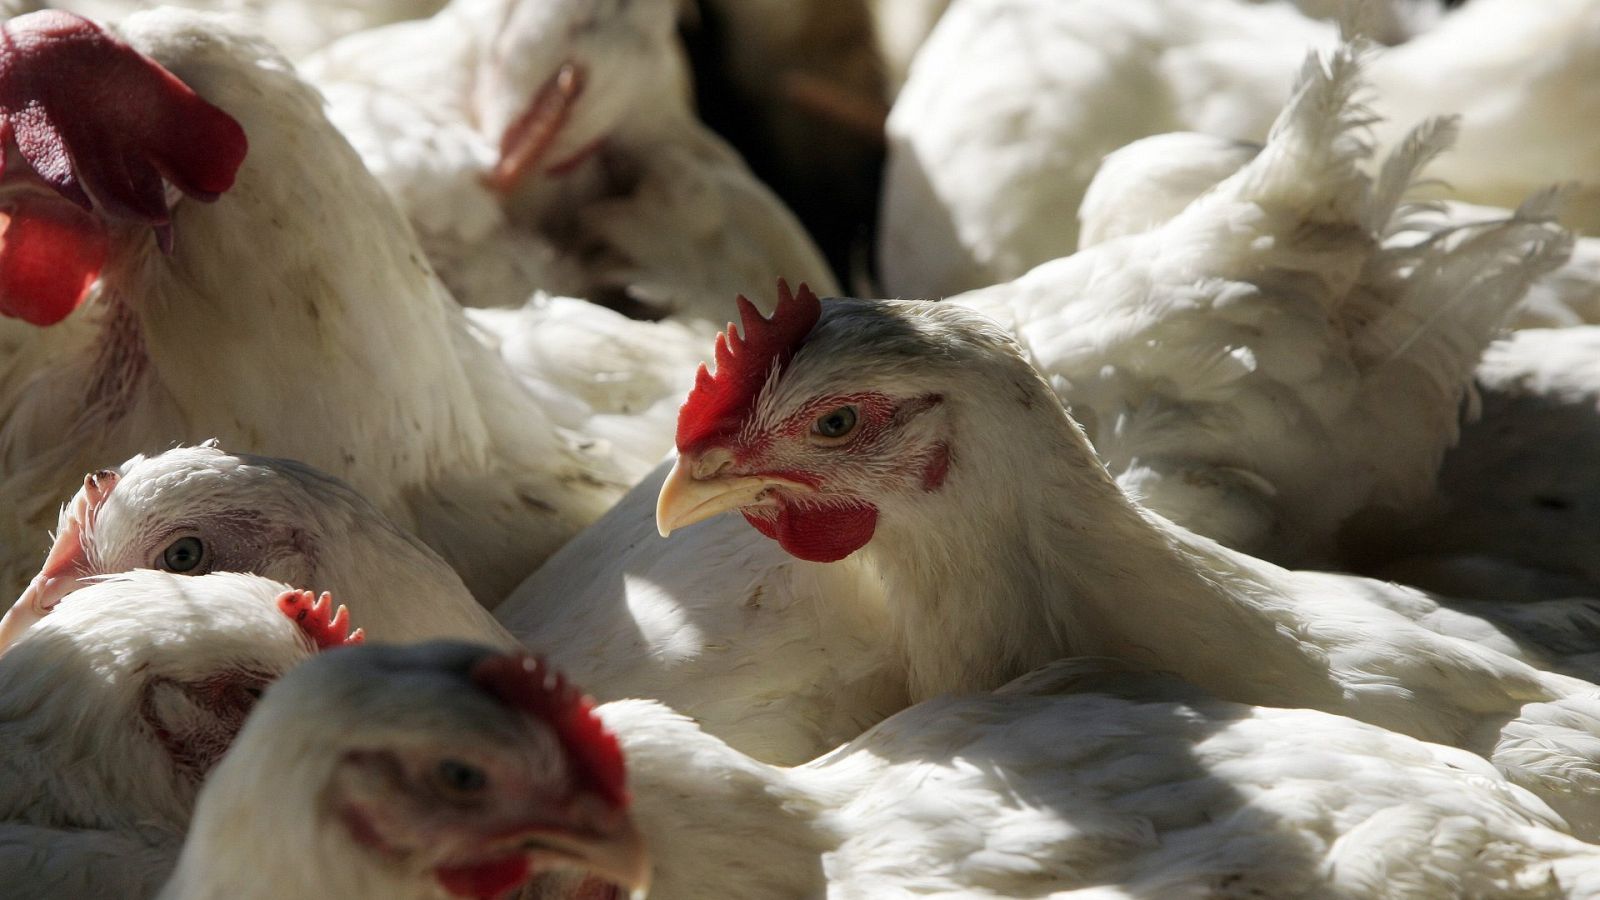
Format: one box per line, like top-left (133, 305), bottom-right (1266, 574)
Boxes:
top-left (745, 500), bottom-right (877, 563)
top-left (435, 855), bottom-right (532, 900)
top-left (0, 195), bottom-right (107, 325)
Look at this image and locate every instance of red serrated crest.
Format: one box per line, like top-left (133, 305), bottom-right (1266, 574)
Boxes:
top-left (675, 279), bottom-right (822, 454)
top-left (469, 654), bottom-right (629, 811)
top-left (276, 589), bottom-right (365, 650)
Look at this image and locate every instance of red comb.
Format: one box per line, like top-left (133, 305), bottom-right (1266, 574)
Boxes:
top-left (470, 654), bottom-right (628, 810)
top-left (0, 11), bottom-right (247, 236)
top-left (675, 279), bottom-right (822, 454)
top-left (276, 590), bottom-right (365, 650)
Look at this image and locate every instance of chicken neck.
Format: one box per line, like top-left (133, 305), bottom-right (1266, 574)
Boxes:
top-left (859, 361), bottom-right (1347, 710)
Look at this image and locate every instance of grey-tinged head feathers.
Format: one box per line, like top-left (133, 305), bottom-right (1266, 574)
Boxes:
top-left (53, 444), bottom-right (518, 648)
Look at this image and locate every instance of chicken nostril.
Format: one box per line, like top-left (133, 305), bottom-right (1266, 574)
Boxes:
top-left (692, 449), bottom-right (736, 480)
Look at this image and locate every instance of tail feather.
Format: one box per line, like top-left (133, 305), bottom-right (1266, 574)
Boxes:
top-left (1363, 202), bottom-right (1572, 368)
top-left (1215, 45), bottom-right (1374, 222)
top-left (1366, 114), bottom-right (1459, 234)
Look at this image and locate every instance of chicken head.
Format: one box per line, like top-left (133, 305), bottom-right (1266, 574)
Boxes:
top-left (164, 642), bottom-right (648, 900)
top-left (0, 10), bottom-right (246, 326)
top-left (657, 281), bottom-right (955, 562)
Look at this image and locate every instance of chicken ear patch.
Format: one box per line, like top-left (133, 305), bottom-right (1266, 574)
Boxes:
top-left (0, 194), bottom-right (108, 325)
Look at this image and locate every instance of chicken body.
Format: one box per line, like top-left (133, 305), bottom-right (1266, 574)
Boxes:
top-left (497, 462), bottom-right (907, 765)
top-left (464, 295), bottom-right (705, 482)
top-left (880, 0), bottom-right (1331, 298)
top-left (174, 643), bottom-right (1600, 898)
top-left (1059, 117), bottom-right (1600, 599)
top-left (949, 48), bottom-right (1569, 566)
top-left (656, 290), bottom-right (1600, 835)
top-left (611, 661), bottom-right (1600, 898)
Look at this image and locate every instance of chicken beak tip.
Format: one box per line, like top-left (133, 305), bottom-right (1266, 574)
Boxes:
top-left (654, 457), bottom-right (690, 537)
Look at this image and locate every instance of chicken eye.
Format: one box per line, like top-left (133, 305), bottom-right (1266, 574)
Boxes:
top-left (810, 406), bottom-right (858, 444)
top-left (160, 536), bottom-right (206, 573)
top-left (436, 758), bottom-right (488, 794)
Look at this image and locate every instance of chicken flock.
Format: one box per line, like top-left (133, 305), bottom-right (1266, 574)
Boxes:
top-left (4, 0), bottom-right (1600, 896)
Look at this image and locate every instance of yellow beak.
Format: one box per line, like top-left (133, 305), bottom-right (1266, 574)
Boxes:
top-left (655, 455), bottom-right (810, 537)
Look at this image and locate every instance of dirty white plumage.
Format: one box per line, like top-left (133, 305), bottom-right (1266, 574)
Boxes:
top-left (0, 571), bottom-right (343, 897)
top-left (0, 10), bottom-right (641, 606)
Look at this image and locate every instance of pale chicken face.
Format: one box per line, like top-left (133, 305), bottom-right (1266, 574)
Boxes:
top-left (0, 445), bottom-right (334, 654)
top-left (75, 451), bottom-right (325, 583)
top-left (662, 387), bottom-right (951, 562)
top-left (220, 644), bottom-right (647, 899)
top-left (657, 286), bottom-right (974, 562)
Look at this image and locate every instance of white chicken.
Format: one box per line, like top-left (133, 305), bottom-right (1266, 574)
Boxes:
top-left (653, 285), bottom-right (1600, 834)
top-left (503, 190), bottom-right (1582, 767)
top-left (879, 0), bottom-right (1332, 297)
top-left (880, 0), bottom-right (1600, 300)
top-left (0, 570), bottom-right (362, 897)
top-left (165, 643), bottom-right (1600, 898)
top-left (305, 0), bottom-right (839, 319)
top-left (0, 9), bottom-right (638, 605)
top-left (949, 48), bottom-right (1570, 565)
top-left (498, 50), bottom-right (1582, 774)
top-left (499, 51), bottom-right (1577, 766)
top-left (0, 444), bottom-right (519, 653)
top-left (868, 0), bottom-right (1439, 100)
top-left (1060, 124), bottom-right (1600, 592)
top-left (1364, 0), bottom-right (1600, 230)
